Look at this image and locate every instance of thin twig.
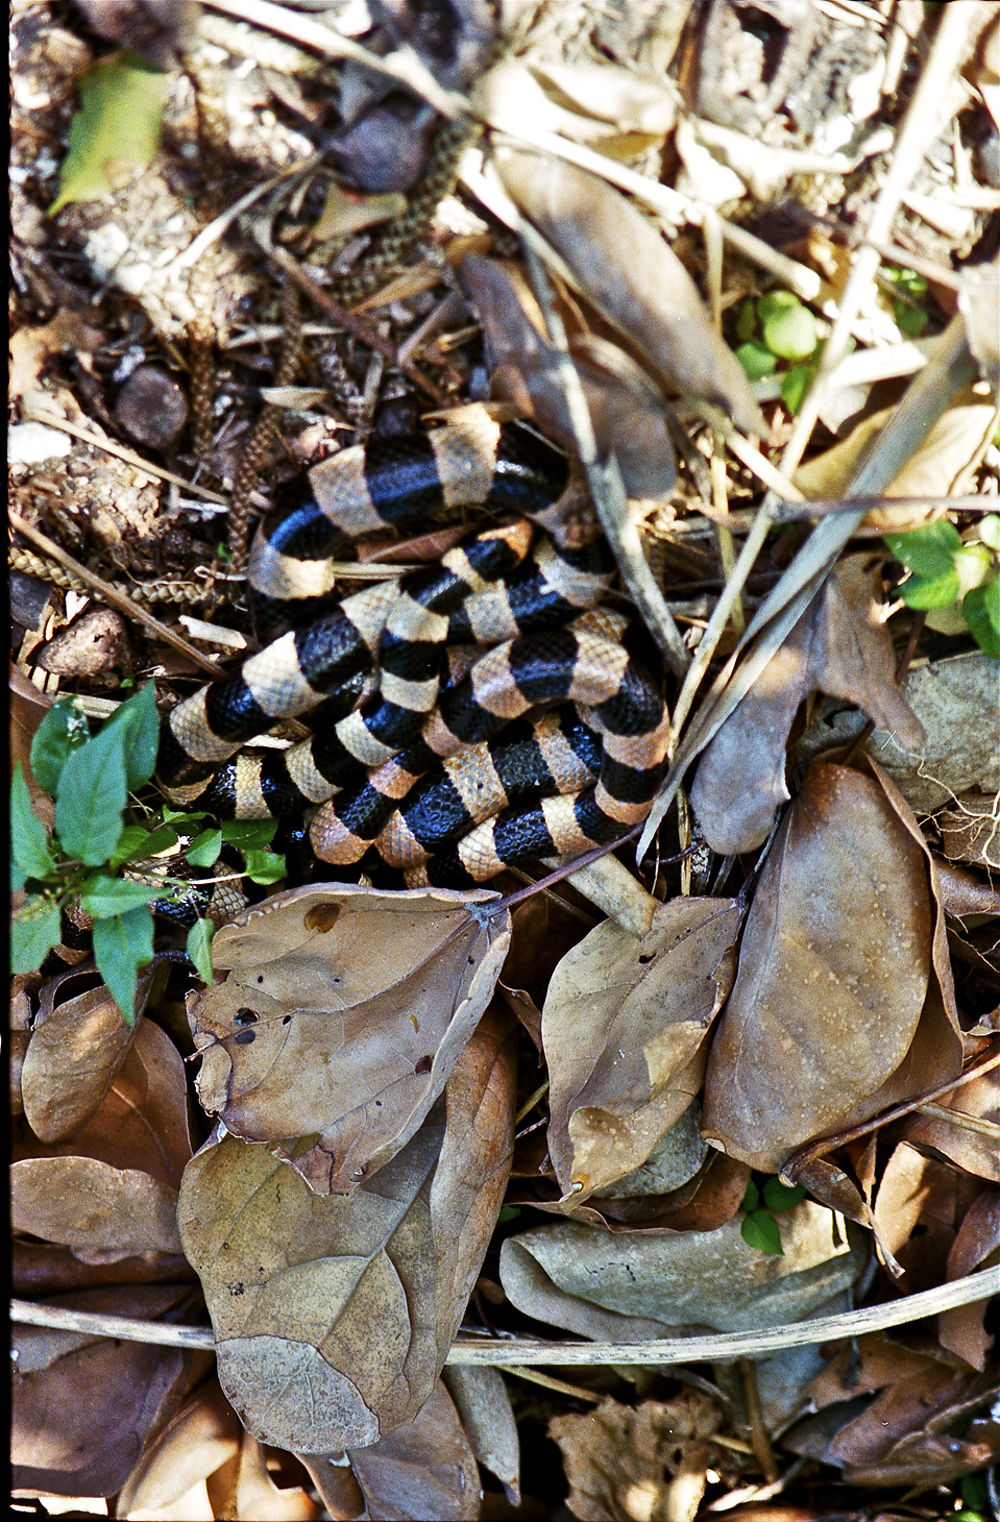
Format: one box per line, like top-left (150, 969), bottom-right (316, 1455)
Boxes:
top-left (12, 1265), bottom-right (999, 1363)
top-left (8, 512), bottom-right (222, 676)
top-left (17, 409), bottom-right (229, 505)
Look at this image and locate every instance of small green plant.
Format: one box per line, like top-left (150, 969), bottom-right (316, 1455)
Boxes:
top-left (885, 514), bottom-right (1000, 657)
top-left (734, 289), bottom-right (822, 414)
top-left (880, 264), bottom-right (930, 337)
top-left (10, 688), bottom-right (285, 1023)
top-left (739, 1174), bottom-right (806, 1255)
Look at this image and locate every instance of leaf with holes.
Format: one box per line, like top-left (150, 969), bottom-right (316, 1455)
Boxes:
top-left (185, 884), bottom-right (511, 1194)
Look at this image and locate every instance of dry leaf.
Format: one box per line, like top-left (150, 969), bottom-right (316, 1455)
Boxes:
top-left (346, 1379), bottom-right (482, 1522)
top-left (500, 1202), bottom-right (865, 1344)
top-left (20, 965), bottom-right (161, 1143)
top-left (12, 1154), bottom-right (184, 1258)
top-left (473, 58), bottom-right (673, 158)
top-left (550, 1392), bottom-right (722, 1522)
top-left (702, 760), bottom-right (964, 1172)
top-left (445, 1365), bottom-right (520, 1506)
top-left (187, 884), bottom-right (510, 1194)
top-left (690, 555), bottom-right (924, 856)
top-left (793, 397), bottom-right (999, 532)
top-left (206, 1432), bottom-right (320, 1521)
top-left (461, 253), bottom-right (677, 500)
top-left (177, 1012), bottom-right (515, 1452)
top-left (115, 1380), bottom-right (243, 1517)
top-left (898, 1063), bottom-right (1000, 1183)
top-left (543, 896), bottom-right (740, 1201)
top-left (493, 149), bottom-right (766, 436)
top-left (939, 1187), bottom-right (1000, 1371)
top-left (12, 1284), bottom-right (202, 1498)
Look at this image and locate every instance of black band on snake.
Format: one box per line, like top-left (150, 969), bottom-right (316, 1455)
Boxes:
top-left (157, 407), bottom-right (670, 888)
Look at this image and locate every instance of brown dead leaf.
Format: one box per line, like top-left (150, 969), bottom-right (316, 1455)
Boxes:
top-left (939, 1186), bottom-right (1000, 1370)
top-left (690, 555), bottom-right (924, 856)
top-left (12, 1153), bottom-right (184, 1258)
top-left (460, 253), bottom-right (677, 499)
top-left (702, 761), bottom-right (964, 1172)
top-left (445, 1365), bottom-right (520, 1506)
top-left (18, 1011), bottom-right (195, 1185)
top-left (186, 884), bottom-right (510, 1195)
top-left (13, 1016), bottom-right (193, 1261)
top-left (543, 896), bottom-right (740, 1201)
top-left (177, 1012), bottom-right (515, 1453)
top-left (12, 1284), bottom-right (204, 1498)
top-left (20, 965), bottom-right (153, 1143)
top-left (550, 1391), bottom-right (723, 1522)
top-left (115, 1379), bottom-right (243, 1517)
top-left (493, 149), bottom-right (766, 437)
top-left (792, 396), bottom-right (999, 532)
top-left (9, 310), bottom-right (105, 404)
top-left (499, 1202), bottom-right (865, 1344)
top-left (898, 1062), bottom-right (1000, 1182)
top-left (206, 1432), bottom-right (320, 1521)
top-left (344, 1379), bottom-right (482, 1522)
top-left (790, 1335), bottom-right (1000, 1489)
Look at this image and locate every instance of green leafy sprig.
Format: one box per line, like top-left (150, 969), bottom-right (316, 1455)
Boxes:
top-left (10, 688), bottom-right (284, 1022)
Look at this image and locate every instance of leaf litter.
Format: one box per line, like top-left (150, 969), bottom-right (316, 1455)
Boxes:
top-left (9, 0), bottom-right (1000, 1516)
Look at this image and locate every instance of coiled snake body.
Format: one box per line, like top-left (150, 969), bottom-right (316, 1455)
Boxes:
top-left (158, 408), bottom-right (670, 887)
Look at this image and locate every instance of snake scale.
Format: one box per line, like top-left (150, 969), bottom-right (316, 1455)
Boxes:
top-left (158, 407), bottom-right (671, 888)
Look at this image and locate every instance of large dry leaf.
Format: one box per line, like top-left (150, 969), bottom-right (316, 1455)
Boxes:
top-left (115, 1380), bottom-right (243, 1517)
top-left (12, 1154), bottom-right (184, 1257)
top-left (793, 396), bottom-right (999, 532)
top-left (444, 1366), bottom-right (520, 1506)
top-left (543, 896), bottom-right (740, 1201)
top-left (550, 1391), bottom-right (723, 1522)
top-left (500, 1202), bottom-right (865, 1343)
top-left (21, 1004), bottom-right (193, 1185)
top-left (177, 1012), bottom-right (516, 1452)
top-left (460, 253), bottom-right (677, 499)
top-left (690, 555), bottom-right (924, 856)
top-left (346, 1379), bottom-right (482, 1522)
top-left (20, 967), bottom-right (139, 1142)
top-left (702, 761), bottom-right (964, 1172)
top-left (492, 149), bottom-right (766, 437)
top-left (187, 884), bottom-right (510, 1194)
top-left (12, 1284), bottom-right (202, 1498)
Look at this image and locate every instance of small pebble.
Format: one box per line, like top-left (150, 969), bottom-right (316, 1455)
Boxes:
top-left (114, 363), bottom-right (189, 450)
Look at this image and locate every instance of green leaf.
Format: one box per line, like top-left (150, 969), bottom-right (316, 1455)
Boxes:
top-left (954, 543), bottom-right (994, 594)
top-left (756, 289), bottom-right (800, 321)
top-left (963, 578), bottom-right (1000, 658)
top-left (185, 829), bottom-right (223, 868)
top-left (780, 364), bottom-right (814, 414)
top-left (161, 807), bottom-right (212, 826)
top-left (893, 299), bottom-right (928, 337)
top-left (220, 818), bottom-right (279, 849)
top-left (741, 1209), bottom-right (783, 1255)
top-left (108, 822), bottom-right (179, 871)
top-left (11, 897), bottom-right (64, 974)
top-left (92, 905), bottom-right (155, 1025)
top-left (79, 873), bottom-right (162, 919)
top-left (977, 514), bottom-right (1000, 552)
top-left (497, 1205), bottom-right (522, 1224)
top-left (762, 1177), bottom-right (805, 1212)
top-left (30, 699), bottom-right (90, 795)
top-left (10, 763), bottom-right (56, 881)
top-left (186, 918), bottom-right (215, 986)
top-left (735, 299), bottom-right (758, 342)
top-left (740, 1178), bottom-right (761, 1213)
top-left (885, 520), bottom-right (963, 575)
top-left (100, 684), bottom-right (160, 791)
top-left (735, 341), bottom-right (777, 382)
top-left (762, 301), bottom-right (818, 361)
top-left (53, 719), bottom-right (129, 866)
top-left (244, 849), bottom-right (287, 885)
top-left (50, 52), bottom-right (167, 215)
